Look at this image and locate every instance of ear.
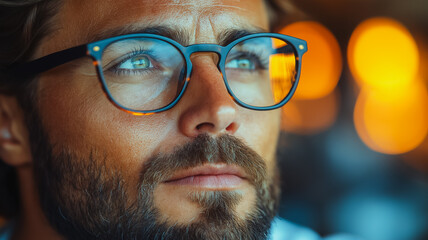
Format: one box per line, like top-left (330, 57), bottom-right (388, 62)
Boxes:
top-left (0, 94), bottom-right (32, 167)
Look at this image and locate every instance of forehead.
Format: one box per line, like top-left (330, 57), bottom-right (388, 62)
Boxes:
top-left (42, 0), bottom-right (269, 54)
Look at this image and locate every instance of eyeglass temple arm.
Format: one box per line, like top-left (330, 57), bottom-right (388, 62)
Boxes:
top-left (8, 44), bottom-right (88, 80)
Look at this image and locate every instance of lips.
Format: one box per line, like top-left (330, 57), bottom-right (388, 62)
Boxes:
top-left (163, 164), bottom-right (247, 189)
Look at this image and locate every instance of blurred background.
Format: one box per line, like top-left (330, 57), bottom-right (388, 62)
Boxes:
top-left (272, 0), bottom-right (428, 239)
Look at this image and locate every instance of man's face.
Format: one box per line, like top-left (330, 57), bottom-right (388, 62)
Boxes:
top-left (29, 0), bottom-right (282, 239)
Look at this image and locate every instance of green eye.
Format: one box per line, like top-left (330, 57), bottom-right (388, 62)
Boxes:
top-left (226, 58), bottom-right (255, 70)
top-left (131, 56), bottom-right (150, 69)
top-left (117, 55), bottom-right (152, 70)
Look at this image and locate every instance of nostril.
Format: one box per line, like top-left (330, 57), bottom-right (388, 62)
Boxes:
top-left (196, 122), bottom-right (215, 131)
top-left (225, 122), bottom-right (239, 133)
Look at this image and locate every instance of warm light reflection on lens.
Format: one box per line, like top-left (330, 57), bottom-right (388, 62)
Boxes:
top-left (348, 17), bottom-right (419, 88)
top-left (281, 90), bottom-right (339, 135)
top-left (272, 37), bottom-right (286, 49)
top-left (280, 21), bottom-right (342, 99)
top-left (354, 81), bottom-right (428, 155)
top-left (269, 53), bottom-right (295, 103)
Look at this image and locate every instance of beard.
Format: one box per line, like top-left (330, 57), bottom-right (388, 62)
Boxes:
top-left (27, 110), bottom-right (280, 240)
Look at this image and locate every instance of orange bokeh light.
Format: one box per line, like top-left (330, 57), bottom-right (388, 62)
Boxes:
top-left (279, 21), bottom-right (342, 99)
top-left (281, 90), bottom-right (339, 135)
top-left (354, 81), bottom-right (428, 155)
top-left (348, 17), bottom-right (419, 89)
top-left (350, 17), bottom-right (427, 155)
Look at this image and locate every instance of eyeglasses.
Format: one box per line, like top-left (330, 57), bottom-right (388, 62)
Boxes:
top-left (13, 33), bottom-right (307, 115)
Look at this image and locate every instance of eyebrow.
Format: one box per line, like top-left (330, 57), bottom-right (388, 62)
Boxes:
top-left (218, 28), bottom-right (266, 46)
top-left (88, 25), bottom-right (266, 47)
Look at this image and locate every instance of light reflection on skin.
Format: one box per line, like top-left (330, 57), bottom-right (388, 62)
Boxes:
top-left (28, 0), bottom-right (280, 230)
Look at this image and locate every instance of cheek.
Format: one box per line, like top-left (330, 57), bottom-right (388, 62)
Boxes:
top-left (36, 70), bottom-right (176, 177)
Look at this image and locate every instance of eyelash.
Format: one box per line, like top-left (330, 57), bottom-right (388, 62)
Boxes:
top-left (105, 47), bottom-right (269, 77)
top-left (229, 51), bottom-right (269, 70)
top-left (107, 48), bottom-right (158, 76)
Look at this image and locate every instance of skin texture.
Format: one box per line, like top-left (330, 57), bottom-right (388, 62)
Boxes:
top-left (0, 0), bottom-right (282, 239)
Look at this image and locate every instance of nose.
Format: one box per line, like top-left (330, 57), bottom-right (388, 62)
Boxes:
top-left (177, 54), bottom-right (240, 137)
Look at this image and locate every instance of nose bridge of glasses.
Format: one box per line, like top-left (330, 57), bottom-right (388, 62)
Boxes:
top-left (186, 44), bottom-right (223, 65)
top-left (186, 44), bottom-right (223, 54)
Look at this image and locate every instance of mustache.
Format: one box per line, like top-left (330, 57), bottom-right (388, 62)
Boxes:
top-left (140, 134), bottom-right (267, 188)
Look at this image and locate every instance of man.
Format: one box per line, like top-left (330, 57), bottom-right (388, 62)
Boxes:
top-left (0, 0), bottom-right (359, 239)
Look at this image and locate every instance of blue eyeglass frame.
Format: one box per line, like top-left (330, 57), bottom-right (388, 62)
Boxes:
top-left (12, 32), bottom-right (307, 115)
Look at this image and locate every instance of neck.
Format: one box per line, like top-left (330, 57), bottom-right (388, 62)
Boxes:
top-left (13, 166), bottom-right (63, 240)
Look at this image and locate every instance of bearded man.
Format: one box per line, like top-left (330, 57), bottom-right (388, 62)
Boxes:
top-left (0, 0), bottom-right (360, 239)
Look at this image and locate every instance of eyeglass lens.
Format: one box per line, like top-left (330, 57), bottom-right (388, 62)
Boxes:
top-left (99, 37), bottom-right (297, 111)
